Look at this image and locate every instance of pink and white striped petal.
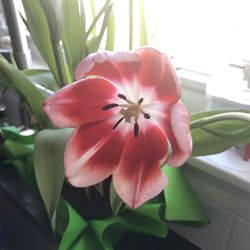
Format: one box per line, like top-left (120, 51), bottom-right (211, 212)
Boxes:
top-left (65, 120), bottom-right (125, 187)
top-left (44, 77), bottom-right (119, 128)
top-left (136, 47), bottom-right (181, 102)
top-left (113, 125), bottom-right (168, 208)
top-left (74, 50), bottom-right (140, 85)
top-left (167, 101), bottom-right (192, 166)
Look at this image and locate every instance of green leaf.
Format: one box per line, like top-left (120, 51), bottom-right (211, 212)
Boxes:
top-left (62, 0), bottom-right (86, 75)
top-left (34, 129), bottom-right (72, 221)
top-left (163, 166), bottom-right (209, 226)
top-left (0, 126), bottom-right (34, 158)
top-left (1, 127), bottom-right (35, 144)
top-left (89, 201), bottom-right (167, 249)
top-left (139, 0), bottom-right (148, 46)
top-left (21, 0), bottom-right (59, 83)
top-left (89, 0), bottom-right (97, 37)
top-left (23, 69), bottom-right (58, 91)
top-left (4, 140), bottom-right (33, 158)
top-left (57, 196), bottom-right (168, 249)
top-left (190, 108), bottom-right (250, 122)
top-left (86, 0), bottom-right (111, 40)
top-left (38, 0), bottom-right (63, 45)
top-left (190, 110), bottom-right (250, 156)
top-left (0, 56), bottom-right (51, 127)
top-left (109, 180), bottom-right (124, 216)
top-left (0, 126), bottom-right (36, 188)
top-left (57, 199), bottom-right (88, 250)
top-left (129, 0), bottom-right (134, 50)
top-left (86, 1), bottom-right (113, 53)
top-left (57, 199), bottom-right (104, 250)
top-left (105, 9), bottom-right (115, 51)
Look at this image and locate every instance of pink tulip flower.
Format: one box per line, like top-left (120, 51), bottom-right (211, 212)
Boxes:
top-left (44, 47), bottom-right (192, 208)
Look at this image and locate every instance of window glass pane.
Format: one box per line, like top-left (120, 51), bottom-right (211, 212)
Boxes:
top-left (141, 0), bottom-right (250, 74)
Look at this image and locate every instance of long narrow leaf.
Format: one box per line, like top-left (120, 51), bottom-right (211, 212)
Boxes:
top-left (89, 0), bottom-right (96, 37)
top-left (23, 69), bottom-right (58, 91)
top-left (86, 0), bottom-right (111, 40)
top-left (21, 0), bottom-right (59, 83)
top-left (129, 0), bottom-right (133, 50)
top-left (190, 109), bottom-right (250, 123)
top-left (105, 9), bottom-right (115, 51)
top-left (190, 110), bottom-right (250, 156)
top-left (86, 3), bottom-right (113, 54)
top-left (139, 0), bottom-right (148, 46)
top-left (34, 129), bottom-right (72, 221)
top-left (62, 0), bottom-right (86, 75)
top-left (38, 0), bottom-right (63, 46)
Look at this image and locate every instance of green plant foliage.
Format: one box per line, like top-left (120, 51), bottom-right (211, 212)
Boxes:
top-left (0, 56), bottom-right (51, 127)
top-left (38, 0), bottom-right (63, 46)
top-left (128, 0), bottom-right (133, 50)
top-left (23, 69), bottom-right (58, 92)
top-left (57, 197), bottom-right (167, 250)
top-left (105, 9), bottom-right (115, 51)
top-left (109, 180), bottom-right (123, 216)
top-left (34, 128), bottom-right (72, 222)
top-left (62, 0), bottom-right (86, 77)
top-left (57, 199), bottom-right (88, 250)
top-left (86, 2), bottom-right (113, 54)
top-left (139, 0), bottom-right (148, 46)
top-left (163, 166), bottom-right (209, 226)
top-left (0, 127), bottom-right (36, 188)
top-left (21, 0), bottom-right (59, 83)
top-left (190, 109), bottom-right (250, 156)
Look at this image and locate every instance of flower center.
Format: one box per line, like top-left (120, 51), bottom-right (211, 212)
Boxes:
top-left (102, 93), bottom-right (151, 138)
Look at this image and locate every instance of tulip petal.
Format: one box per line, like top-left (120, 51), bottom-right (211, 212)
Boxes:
top-left (74, 50), bottom-right (140, 85)
top-left (136, 47), bottom-right (181, 102)
top-left (44, 77), bottom-right (119, 128)
top-left (65, 120), bottom-right (125, 187)
top-left (113, 125), bottom-right (168, 208)
top-left (167, 101), bottom-right (192, 166)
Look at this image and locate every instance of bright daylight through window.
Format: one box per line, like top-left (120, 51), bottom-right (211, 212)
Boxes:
top-left (5, 0), bottom-right (250, 104)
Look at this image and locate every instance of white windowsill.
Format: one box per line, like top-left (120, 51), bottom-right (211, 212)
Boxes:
top-left (180, 69), bottom-right (250, 192)
top-left (171, 70), bottom-right (250, 250)
top-left (188, 149), bottom-right (250, 194)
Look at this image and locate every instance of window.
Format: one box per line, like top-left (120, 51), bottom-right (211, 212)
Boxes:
top-left (3, 0), bottom-right (250, 99)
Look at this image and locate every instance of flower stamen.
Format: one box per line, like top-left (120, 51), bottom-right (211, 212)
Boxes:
top-left (113, 117), bottom-right (124, 129)
top-left (134, 122), bottom-right (139, 138)
top-left (102, 103), bottom-right (119, 110)
top-left (118, 93), bottom-right (127, 100)
top-left (102, 93), bottom-right (151, 137)
top-left (138, 98), bottom-right (144, 104)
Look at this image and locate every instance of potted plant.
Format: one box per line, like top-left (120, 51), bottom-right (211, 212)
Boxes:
top-left (0, 1), bottom-right (250, 249)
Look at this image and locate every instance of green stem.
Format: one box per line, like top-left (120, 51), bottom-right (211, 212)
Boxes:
top-left (190, 112), bottom-right (250, 130)
top-left (84, 187), bottom-right (91, 199)
top-left (112, 199), bottom-right (124, 217)
top-left (95, 182), bottom-right (104, 197)
top-left (86, 0), bottom-right (111, 40)
top-left (129, 0), bottom-right (133, 50)
top-left (51, 211), bottom-right (57, 234)
top-left (53, 44), bottom-right (70, 87)
top-left (89, 0), bottom-right (96, 37)
top-left (139, 0), bottom-right (148, 46)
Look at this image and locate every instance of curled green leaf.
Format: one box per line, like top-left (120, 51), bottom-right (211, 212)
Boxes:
top-left (34, 128), bottom-right (72, 223)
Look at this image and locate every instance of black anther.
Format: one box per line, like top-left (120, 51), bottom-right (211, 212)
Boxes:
top-left (113, 117), bottom-right (124, 129)
top-left (134, 123), bottom-right (139, 138)
top-left (102, 103), bottom-right (119, 110)
top-left (144, 113), bottom-right (150, 119)
top-left (118, 94), bottom-right (127, 100)
top-left (138, 98), bottom-right (144, 104)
